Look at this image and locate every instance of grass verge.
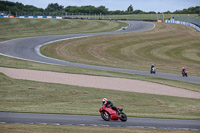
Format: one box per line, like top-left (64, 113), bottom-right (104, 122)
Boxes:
top-left (0, 72), bottom-right (200, 120)
top-left (0, 18), bottom-right (128, 40)
top-left (0, 123), bottom-right (199, 133)
top-left (41, 22), bottom-right (200, 76)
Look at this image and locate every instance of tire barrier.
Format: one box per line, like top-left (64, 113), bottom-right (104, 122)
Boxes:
top-left (165, 20), bottom-right (200, 32)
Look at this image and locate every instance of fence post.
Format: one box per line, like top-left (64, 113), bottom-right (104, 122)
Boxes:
top-left (162, 13), bottom-right (164, 22)
top-left (156, 13), bottom-right (158, 21)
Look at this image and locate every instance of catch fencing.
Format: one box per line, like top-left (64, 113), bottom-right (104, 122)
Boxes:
top-left (59, 13), bottom-right (165, 21)
top-left (0, 11), bottom-right (11, 16)
top-left (1, 11), bottom-right (166, 21)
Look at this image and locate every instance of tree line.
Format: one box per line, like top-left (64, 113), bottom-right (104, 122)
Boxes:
top-left (0, 1), bottom-right (199, 15)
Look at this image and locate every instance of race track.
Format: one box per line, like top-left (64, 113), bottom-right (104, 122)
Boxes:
top-left (0, 112), bottom-right (200, 130)
top-left (0, 21), bottom-right (200, 84)
top-left (0, 21), bottom-right (200, 130)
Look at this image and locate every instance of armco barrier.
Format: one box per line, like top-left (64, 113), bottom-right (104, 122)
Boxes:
top-left (17, 16), bottom-right (62, 19)
top-left (0, 16), bottom-right (62, 19)
top-left (165, 20), bottom-right (200, 32)
top-left (0, 16), bottom-right (10, 18)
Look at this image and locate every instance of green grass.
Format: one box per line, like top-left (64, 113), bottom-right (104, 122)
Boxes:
top-left (0, 19), bottom-right (200, 92)
top-left (0, 18), bottom-right (200, 122)
top-left (0, 18), bottom-right (128, 40)
top-left (41, 22), bottom-right (200, 76)
top-left (0, 123), bottom-right (199, 133)
top-left (1, 72), bottom-right (200, 120)
top-left (103, 14), bottom-right (199, 21)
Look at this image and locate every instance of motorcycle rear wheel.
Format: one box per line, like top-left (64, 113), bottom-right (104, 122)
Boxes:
top-left (101, 112), bottom-right (110, 121)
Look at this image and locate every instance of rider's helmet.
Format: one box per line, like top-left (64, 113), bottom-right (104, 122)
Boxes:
top-left (102, 98), bottom-right (108, 104)
top-left (182, 67), bottom-right (185, 69)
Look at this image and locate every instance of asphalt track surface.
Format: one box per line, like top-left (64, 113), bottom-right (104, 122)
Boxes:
top-left (0, 21), bottom-right (200, 84)
top-left (0, 112), bottom-right (200, 130)
top-left (0, 21), bottom-right (200, 130)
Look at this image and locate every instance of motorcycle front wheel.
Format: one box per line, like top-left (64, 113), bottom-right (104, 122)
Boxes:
top-left (101, 112), bottom-right (110, 121)
top-left (120, 113), bottom-right (127, 122)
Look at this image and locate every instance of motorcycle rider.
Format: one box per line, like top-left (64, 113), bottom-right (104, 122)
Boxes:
top-left (102, 98), bottom-right (120, 115)
top-left (151, 64), bottom-right (154, 70)
top-left (150, 64), bottom-right (156, 73)
top-left (182, 67), bottom-right (187, 77)
top-left (182, 67), bottom-right (185, 73)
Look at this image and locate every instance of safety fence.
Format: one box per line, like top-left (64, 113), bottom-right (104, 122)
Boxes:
top-left (1, 11), bottom-right (199, 22)
top-left (0, 11), bottom-right (10, 16)
top-left (165, 20), bottom-right (200, 31)
top-left (17, 16), bottom-right (62, 19)
top-left (0, 16), bottom-right (12, 18)
top-left (0, 15), bottom-right (62, 19)
top-left (14, 12), bottom-right (161, 20)
top-left (0, 14), bottom-right (163, 21)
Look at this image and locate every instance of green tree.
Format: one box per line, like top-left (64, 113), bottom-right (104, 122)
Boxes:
top-left (148, 11), bottom-right (156, 14)
top-left (80, 6), bottom-right (96, 14)
top-left (164, 11), bottom-right (171, 14)
top-left (133, 10), bottom-right (145, 14)
top-left (65, 6), bottom-right (81, 13)
top-left (127, 4), bottom-right (133, 12)
top-left (173, 6), bottom-right (199, 14)
top-left (97, 6), bottom-right (108, 14)
top-left (45, 3), bottom-right (64, 12)
top-left (1, 1), bottom-right (199, 16)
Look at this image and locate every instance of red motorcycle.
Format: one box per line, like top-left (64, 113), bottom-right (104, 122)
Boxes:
top-left (99, 104), bottom-right (127, 122)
